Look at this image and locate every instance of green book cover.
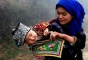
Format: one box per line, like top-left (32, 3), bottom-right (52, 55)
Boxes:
top-left (30, 39), bottom-right (64, 58)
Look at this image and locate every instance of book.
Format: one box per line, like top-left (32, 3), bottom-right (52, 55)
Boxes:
top-left (29, 39), bottom-right (64, 58)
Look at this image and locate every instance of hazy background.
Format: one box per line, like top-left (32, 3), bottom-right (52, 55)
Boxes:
top-left (0, 0), bottom-right (88, 60)
top-left (0, 0), bottom-right (88, 43)
top-left (0, 0), bottom-right (58, 43)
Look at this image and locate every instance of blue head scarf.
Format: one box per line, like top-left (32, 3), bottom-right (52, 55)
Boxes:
top-left (56, 0), bottom-right (85, 36)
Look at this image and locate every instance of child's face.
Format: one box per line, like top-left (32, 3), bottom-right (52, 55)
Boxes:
top-left (25, 29), bottom-right (38, 44)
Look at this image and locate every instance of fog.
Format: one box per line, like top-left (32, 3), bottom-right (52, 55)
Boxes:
top-left (0, 0), bottom-right (88, 43)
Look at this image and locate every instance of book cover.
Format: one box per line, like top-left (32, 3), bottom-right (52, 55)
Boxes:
top-left (30, 39), bottom-right (64, 58)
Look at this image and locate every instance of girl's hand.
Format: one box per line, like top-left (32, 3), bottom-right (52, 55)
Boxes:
top-left (50, 31), bottom-right (77, 44)
top-left (50, 31), bottom-right (64, 41)
top-left (43, 28), bottom-right (50, 36)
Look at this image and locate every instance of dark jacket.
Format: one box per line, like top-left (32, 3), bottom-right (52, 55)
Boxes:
top-left (45, 19), bottom-right (86, 60)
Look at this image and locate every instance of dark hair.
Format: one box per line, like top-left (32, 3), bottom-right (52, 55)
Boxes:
top-left (56, 4), bottom-right (63, 9)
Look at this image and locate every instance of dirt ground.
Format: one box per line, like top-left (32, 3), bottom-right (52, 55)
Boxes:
top-left (10, 41), bottom-right (88, 60)
top-left (10, 53), bottom-right (37, 60)
top-left (83, 40), bottom-right (88, 60)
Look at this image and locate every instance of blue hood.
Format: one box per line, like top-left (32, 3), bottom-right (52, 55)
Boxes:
top-left (56, 0), bottom-right (85, 35)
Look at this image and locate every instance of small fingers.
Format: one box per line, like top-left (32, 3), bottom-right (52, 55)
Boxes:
top-left (50, 34), bottom-right (56, 41)
top-left (43, 28), bottom-right (50, 36)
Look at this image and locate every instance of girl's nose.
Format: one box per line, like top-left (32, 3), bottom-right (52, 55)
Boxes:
top-left (59, 14), bottom-right (63, 19)
top-left (31, 36), bottom-right (37, 40)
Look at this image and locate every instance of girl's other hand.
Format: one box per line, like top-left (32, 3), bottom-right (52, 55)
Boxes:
top-left (43, 28), bottom-right (50, 36)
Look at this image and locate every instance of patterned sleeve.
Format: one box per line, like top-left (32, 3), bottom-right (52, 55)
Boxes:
top-left (33, 22), bottom-right (49, 36)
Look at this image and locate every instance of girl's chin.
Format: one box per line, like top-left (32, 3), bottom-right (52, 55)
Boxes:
top-left (27, 41), bottom-right (35, 44)
top-left (60, 22), bottom-right (66, 25)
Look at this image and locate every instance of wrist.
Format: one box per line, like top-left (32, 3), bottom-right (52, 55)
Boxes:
top-left (61, 34), bottom-right (77, 45)
top-left (70, 36), bottom-right (77, 46)
top-left (72, 36), bottom-right (77, 44)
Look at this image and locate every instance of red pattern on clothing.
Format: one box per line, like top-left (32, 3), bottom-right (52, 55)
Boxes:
top-left (33, 22), bottom-right (48, 35)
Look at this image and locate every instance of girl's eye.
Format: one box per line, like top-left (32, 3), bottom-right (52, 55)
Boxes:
top-left (57, 11), bottom-right (60, 15)
top-left (62, 13), bottom-right (66, 16)
top-left (29, 33), bottom-right (32, 36)
top-left (57, 11), bottom-right (67, 16)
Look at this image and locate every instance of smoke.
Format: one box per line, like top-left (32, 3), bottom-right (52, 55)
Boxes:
top-left (0, 0), bottom-right (58, 43)
top-left (0, 0), bottom-right (87, 43)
